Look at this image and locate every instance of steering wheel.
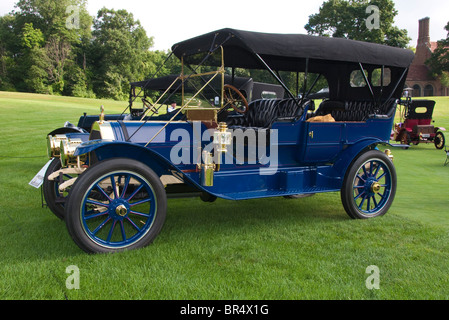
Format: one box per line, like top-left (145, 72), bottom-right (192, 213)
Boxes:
top-left (223, 84), bottom-right (249, 114)
top-left (142, 98), bottom-right (158, 114)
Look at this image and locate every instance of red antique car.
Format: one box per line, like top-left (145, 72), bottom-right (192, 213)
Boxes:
top-left (392, 97), bottom-right (446, 149)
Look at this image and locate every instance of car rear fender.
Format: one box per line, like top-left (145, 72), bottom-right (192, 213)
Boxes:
top-left (331, 138), bottom-right (389, 180)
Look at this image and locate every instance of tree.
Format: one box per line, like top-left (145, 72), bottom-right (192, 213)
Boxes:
top-left (20, 22), bottom-right (49, 93)
top-left (427, 21), bottom-right (449, 86)
top-left (90, 8), bottom-right (154, 100)
top-left (43, 35), bottom-right (72, 93)
top-left (13, 0), bottom-right (92, 41)
top-left (4, 0), bottom-right (93, 94)
top-left (305, 0), bottom-right (410, 48)
top-left (1, 1), bottom-right (162, 99)
top-left (0, 15), bottom-right (17, 90)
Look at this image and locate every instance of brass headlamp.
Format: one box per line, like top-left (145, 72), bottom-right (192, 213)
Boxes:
top-left (46, 134), bottom-right (69, 158)
top-left (60, 138), bottom-right (86, 167)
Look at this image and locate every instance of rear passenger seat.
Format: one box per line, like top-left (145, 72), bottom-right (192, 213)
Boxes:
top-left (312, 99), bottom-right (397, 121)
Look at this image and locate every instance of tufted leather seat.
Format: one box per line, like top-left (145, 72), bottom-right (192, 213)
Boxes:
top-left (314, 99), bottom-right (397, 121)
top-left (228, 98), bottom-right (305, 130)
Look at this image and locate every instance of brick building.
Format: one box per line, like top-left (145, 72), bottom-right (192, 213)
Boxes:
top-left (405, 17), bottom-right (449, 97)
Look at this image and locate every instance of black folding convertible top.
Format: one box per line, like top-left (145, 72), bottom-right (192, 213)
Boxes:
top-left (172, 28), bottom-right (415, 71)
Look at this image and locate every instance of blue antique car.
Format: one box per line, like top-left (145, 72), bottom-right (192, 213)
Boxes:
top-left (43, 73), bottom-right (283, 219)
top-left (42, 28), bottom-right (414, 253)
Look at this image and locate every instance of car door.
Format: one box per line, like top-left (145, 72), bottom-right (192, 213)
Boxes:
top-left (302, 122), bottom-right (344, 163)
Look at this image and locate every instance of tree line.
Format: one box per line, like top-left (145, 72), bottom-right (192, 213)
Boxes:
top-left (0, 0), bottom-right (179, 100)
top-left (1, 0), bottom-right (447, 101)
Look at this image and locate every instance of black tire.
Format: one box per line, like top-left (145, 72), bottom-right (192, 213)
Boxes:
top-left (434, 131), bottom-right (445, 150)
top-left (43, 158), bottom-right (69, 220)
top-left (341, 150), bottom-right (396, 219)
top-left (65, 158), bottom-right (167, 254)
top-left (399, 130), bottom-right (411, 146)
top-left (200, 192), bottom-right (217, 202)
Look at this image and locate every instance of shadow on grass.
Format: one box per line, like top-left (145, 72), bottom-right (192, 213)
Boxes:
top-left (1, 192), bottom-right (349, 261)
top-left (158, 193), bottom-right (351, 244)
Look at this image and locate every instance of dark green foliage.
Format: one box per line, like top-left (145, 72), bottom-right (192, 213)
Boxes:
top-left (305, 0), bottom-right (410, 48)
top-left (88, 8), bottom-right (154, 100)
top-left (0, 0), bottom-right (94, 95)
top-left (0, 0), bottom-right (176, 100)
top-left (427, 21), bottom-right (449, 86)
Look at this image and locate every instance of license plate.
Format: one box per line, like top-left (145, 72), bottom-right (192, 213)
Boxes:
top-left (29, 159), bottom-right (53, 188)
top-left (421, 133), bottom-right (430, 138)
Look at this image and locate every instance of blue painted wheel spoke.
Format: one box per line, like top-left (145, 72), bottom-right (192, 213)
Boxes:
top-left (95, 184), bottom-right (112, 202)
top-left (373, 164), bottom-right (381, 178)
top-left (358, 194), bottom-right (368, 209)
top-left (84, 209), bottom-right (96, 215)
top-left (86, 199), bottom-right (109, 207)
top-left (362, 165), bottom-right (368, 177)
top-left (356, 174), bottom-right (366, 182)
top-left (84, 210), bottom-right (108, 220)
top-left (372, 195), bottom-right (378, 208)
top-left (110, 176), bottom-right (118, 199)
top-left (126, 183), bottom-right (144, 202)
top-left (92, 217), bottom-right (111, 235)
top-left (120, 221), bottom-right (127, 241)
top-left (107, 220), bottom-right (117, 242)
top-left (126, 217), bottom-right (142, 232)
top-left (129, 197), bottom-right (152, 207)
top-left (354, 190), bottom-right (365, 201)
top-left (377, 172), bottom-right (386, 181)
top-left (121, 176), bottom-right (131, 199)
top-left (129, 210), bottom-right (151, 218)
top-left (368, 161), bottom-right (374, 175)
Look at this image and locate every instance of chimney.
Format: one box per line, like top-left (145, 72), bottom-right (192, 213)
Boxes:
top-left (418, 17), bottom-right (430, 46)
top-left (413, 17), bottom-right (432, 65)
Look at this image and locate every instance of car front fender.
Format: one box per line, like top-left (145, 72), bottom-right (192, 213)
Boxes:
top-left (48, 126), bottom-right (87, 136)
top-left (73, 140), bottom-right (198, 187)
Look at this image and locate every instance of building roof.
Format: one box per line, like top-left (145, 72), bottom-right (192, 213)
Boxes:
top-left (430, 41), bottom-right (438, 52)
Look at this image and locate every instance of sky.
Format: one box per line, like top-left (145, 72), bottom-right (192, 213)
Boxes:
top-left (0, 0), bottom-right (448, 51)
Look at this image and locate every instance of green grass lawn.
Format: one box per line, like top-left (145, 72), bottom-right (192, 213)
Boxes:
top-left (0, 91), bottom-right (448, 300)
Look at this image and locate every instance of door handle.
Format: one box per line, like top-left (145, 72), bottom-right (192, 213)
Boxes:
top-left (309, 131), bottom-right (314, 139)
